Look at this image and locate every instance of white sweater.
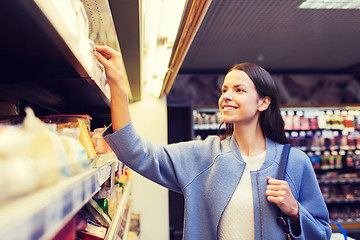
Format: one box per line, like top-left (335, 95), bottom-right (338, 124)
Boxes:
top-left (218, 151), bottom-right (266, 240)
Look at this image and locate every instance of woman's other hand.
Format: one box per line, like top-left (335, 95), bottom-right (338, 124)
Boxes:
top-left (265, 177), bottom-right (298, 216)
top-left (265, 176), bottom-right (301, 234)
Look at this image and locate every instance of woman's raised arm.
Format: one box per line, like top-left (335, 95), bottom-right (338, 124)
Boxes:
top-left (95, 45), bottom-right (131, 131)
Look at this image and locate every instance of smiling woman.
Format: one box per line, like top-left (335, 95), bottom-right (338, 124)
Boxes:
top-left (96, 44), bottom-right (332, 239)
top-left (220, 63), bottom-right (287, 146)
top-left (219, 70), bottom-right (268, 128)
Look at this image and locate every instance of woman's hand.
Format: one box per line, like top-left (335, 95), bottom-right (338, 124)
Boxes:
top-left (94, 45), bottom-right (125, 89)
top-left (265, 177), bottom-right (298, 216)
top-left (94, 45), bottom-right (130, 131)
top-left (266, 177), bottom-right (301, 235)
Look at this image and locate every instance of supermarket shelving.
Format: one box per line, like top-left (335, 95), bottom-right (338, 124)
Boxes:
top-left (0, 158), bottom-right (119, 240)
top-left (0, 0), bottom-right (136, 239)
top-left (105, 180), bottom-right (132, 240)
top-left (121, 203), bottom-right (133, 240)
top-left (0, 0), bottom-right (139, 127)
top-left (1, 0), bottom-right (109, 114)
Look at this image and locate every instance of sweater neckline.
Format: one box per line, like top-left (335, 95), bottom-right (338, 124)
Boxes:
top-left (229, 135), bottom-right (280, 171)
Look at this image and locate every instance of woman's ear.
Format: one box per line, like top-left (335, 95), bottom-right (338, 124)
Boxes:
top-left (258, 96), bottom-right (271, 112)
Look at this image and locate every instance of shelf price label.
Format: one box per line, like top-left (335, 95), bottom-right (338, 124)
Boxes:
top-left (91, 174), bottom-right (98, 193)
top-left (84, 176), bottom-right (92, 199)
top-left (30, 210), bottom-right (46, 240)
top-left (44, 197), bottom-right (62, 237)
top-left (73, 182), bottom-right (83, 207)
top-left (62, 191), bottom-right (73, 217)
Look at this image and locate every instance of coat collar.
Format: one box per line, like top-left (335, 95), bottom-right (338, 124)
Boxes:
top-left (228, 134), bottom-right (280, 170)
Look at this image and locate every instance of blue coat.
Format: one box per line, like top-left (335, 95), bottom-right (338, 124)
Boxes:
top-left (103, 121), bottom-right (332, 240)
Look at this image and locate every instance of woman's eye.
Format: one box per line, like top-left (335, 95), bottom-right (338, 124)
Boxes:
top-left (236, 88), bottom-right (243, 93)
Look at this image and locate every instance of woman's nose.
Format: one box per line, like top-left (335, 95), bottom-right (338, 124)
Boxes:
top-left (223, 90), bottom-right (233, 100)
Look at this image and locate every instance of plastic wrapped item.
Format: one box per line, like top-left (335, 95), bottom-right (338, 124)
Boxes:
top-left (0, 108), bottom-right (64, 203)
top-left (0, 156), bottom-right (38, 203)
top-left (0, 108), bottom-right (92, 204)
top-left (58, 127), bottom-right (80, 140)
top-left (33, 0), bottom-right (94, 75)
top-left (61, 135), bottom-right (91, 175)
top-left (23, 108), bottom-right (70, 184)
top-left (41, 114), bottom-right (92, 131)
top-left (92, 127), bottom-right (112, 155)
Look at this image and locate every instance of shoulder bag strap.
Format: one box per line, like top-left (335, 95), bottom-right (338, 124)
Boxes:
top-left (276, 144), bottom-right (291, 180)
top-left (276, 144), bottom-right (293, 240)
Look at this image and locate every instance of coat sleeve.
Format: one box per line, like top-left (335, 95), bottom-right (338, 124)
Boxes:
top-left (102, 121), bottom-right (219, 193)
top-left (286, 148), bottom-right (332, 240)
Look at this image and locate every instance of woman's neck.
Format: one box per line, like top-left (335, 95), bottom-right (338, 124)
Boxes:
top-left (233, 121), bottom-right (266, 157)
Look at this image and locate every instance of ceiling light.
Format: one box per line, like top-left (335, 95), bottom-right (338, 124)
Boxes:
top-left (141, 0), bottom-right (187, 98)
top-left (299, 0), bottom-right (360, 9)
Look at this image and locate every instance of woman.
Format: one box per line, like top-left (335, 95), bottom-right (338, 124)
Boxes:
top-left (95, 45), bottom-right (331, 240)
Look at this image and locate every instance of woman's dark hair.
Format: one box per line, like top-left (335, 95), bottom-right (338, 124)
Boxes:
top-left (219, 62), bottom-right (288, 144)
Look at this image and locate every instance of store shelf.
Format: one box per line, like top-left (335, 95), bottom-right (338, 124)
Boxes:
top-left (122, 203), bottom-right (133, 240)
top-left (108, 0), bottom-right (141, 101)
top-left (0, 158), bottom-right (118, 240)
top-left (331, 222), bottom-right (360, 234)
top-left (194, 123), bottom-right (224, 130)
top-left (0, 0), bottom-right (129, 118)
top-left (325, 197), bottom-right (360, 204)
top-left (105, 179), bottom-right (132, 240)
top-left (318, 178), bottom-right (360, 185)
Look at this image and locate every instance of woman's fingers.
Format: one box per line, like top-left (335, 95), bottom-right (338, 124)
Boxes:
top-left (266, 177), bottom-right (288, 202)
top-left (266, 189), bottom-right (286, 197)
top-left (95, 45), bottom-right (116, 56)
top-left (95, 45), bottom-right (122, 62)
top-left (266, 176), bottom-right (284, 185)
top-left (95, 50), bottom-right (108, 66)
top-left (266, 177), bottom-right (299, 217)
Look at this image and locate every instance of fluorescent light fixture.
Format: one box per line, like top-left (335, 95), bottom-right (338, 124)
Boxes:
top-left (299, 0), bottom-right (360, 9)
top-left (141, 0), bottom-right (187, 97)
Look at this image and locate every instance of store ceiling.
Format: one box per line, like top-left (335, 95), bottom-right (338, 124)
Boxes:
top-left (178, 0), bottom-right (360, 75)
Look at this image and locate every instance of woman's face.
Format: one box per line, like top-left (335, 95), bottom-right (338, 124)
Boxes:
top-left (218, 70), bottom-right (265, 125)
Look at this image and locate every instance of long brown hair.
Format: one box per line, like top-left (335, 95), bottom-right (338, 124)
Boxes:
top-left (220, 63), bottom-right (287, 144)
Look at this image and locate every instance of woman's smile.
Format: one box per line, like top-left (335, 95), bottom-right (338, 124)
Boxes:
top-left (222, 105), bottom-right (238, 112)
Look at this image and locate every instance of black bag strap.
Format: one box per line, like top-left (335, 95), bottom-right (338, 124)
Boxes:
top-left (276, 144), bottom-right (293, 240)
top-left (276, 144), bottom-right (291, 180)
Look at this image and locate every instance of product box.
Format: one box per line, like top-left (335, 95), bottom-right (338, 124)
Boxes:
top-left (85, 198), bottom-right (112, 227)
top-left (77, 220), bottom-right (107, 240)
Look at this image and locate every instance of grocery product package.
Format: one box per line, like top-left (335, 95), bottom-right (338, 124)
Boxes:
top-left (0, 108), bottom-right (91, 204)
top-left (92, 127), bottom-right (112, 155)
top-left (41, 114), bottom-right (97, 159)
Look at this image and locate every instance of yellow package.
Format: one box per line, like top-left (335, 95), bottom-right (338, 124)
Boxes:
top-left (78, 118), bottom-right (96, 158)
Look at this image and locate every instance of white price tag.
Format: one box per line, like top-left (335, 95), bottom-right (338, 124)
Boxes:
top-left (62, 191), bottom-right (73, 217)
top-left (73, 183), bottom-right (83, 206)
top-left (44, 197), bottom-right (62, 237)
top-left (84, 177), bottom-right (92, 199)
top-left (91, 174), bottom-right (98, 192)
top-left (96, 170), bottom-right (101, 187)
top-left (105, 165), bottom-right (111, 178)
top-left (30, 210), bottom-right (46, 240)
top-left (99, 167), bottom-right (105, 184)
